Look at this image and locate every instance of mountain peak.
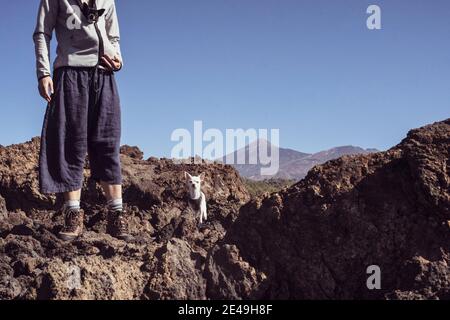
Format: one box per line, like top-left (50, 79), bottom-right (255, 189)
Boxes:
top-left (227, 143), bottom-right (379, 181)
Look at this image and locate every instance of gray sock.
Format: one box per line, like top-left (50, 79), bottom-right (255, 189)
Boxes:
top-left (63, 200), bottom-right (80, 211)
top-left (107, 198), bottom-right (123, 212)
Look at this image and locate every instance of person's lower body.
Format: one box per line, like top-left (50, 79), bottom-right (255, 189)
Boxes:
top-left (39, 67), bottom-right (132, 242)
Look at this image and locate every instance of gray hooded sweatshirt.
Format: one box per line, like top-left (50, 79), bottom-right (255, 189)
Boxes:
top-left (33, 0), bottom-right (122, 80)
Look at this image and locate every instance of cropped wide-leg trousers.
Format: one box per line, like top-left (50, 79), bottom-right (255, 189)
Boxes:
top-left (39, 67), bottom-right (122, 194)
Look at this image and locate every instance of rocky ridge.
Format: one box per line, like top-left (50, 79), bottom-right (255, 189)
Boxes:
top-left (0, 119), bottom-right (449, 300)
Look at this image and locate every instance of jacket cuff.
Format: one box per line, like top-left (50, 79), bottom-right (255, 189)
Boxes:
top-left (37, 73), bottom-right (51, 81)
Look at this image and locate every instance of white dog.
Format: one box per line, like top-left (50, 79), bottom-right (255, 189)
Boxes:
top-left (184, 172), bottom-right (208, 224)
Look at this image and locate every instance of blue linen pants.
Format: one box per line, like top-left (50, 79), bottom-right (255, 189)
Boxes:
top-left (39, 67), bottom-right (122, 194)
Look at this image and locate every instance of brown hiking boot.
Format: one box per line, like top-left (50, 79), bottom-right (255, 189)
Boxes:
top-left (59, 208), bottom-right (84, 241)
top-left (107, 209), bottom-right (134, 242)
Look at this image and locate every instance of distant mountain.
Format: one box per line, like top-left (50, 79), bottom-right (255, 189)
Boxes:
top-left (220, 140), bottom-right (379, 181)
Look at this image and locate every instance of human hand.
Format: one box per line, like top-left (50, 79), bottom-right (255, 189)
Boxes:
top-left (101, 55), bottom-right (122, 71)
top-left (38, 76), bottom-right (54, 103)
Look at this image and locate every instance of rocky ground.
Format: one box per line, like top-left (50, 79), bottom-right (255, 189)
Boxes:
top-left (205, 119), bottom-right (450, 300)
top-left (0, 119), bottom-right (449, 300)
top-left (0, 140), bottom-right (249, 299)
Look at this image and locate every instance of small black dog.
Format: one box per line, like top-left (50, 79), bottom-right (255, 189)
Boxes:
top-left (77, 0), bottom-right (105, 24)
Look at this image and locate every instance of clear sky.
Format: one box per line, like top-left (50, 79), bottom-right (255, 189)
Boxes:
top-left (0, 0), bottom-right (449, 158)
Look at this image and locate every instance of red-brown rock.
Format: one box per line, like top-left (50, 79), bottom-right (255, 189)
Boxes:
top-left (205, 119), bottom-right (450, 300)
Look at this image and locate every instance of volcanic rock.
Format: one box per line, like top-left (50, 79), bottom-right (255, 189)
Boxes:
top-left (205, 119), bottom-right (450, 300)
top-left (0, 138), bottom-right (249, 300)
top-left (0, 119), bottom-right (449, 300)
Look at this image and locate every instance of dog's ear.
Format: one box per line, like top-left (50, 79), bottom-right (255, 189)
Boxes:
top-left (199, 172), bottom-right (206, 181)
top-left (184, 172), bottom-right (192, 180)
top-left (97, 9), bottom-right (106, 17)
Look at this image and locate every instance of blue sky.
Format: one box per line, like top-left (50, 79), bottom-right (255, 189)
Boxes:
top-left (0, 0), bottom-right (449, 158)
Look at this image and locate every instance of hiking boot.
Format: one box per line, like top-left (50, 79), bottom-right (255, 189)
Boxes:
top-left (59, 208), bottom-right (84, 241)
top-left (107, 209), bottom-right (134, 242)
